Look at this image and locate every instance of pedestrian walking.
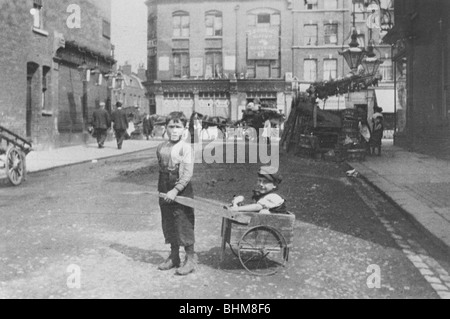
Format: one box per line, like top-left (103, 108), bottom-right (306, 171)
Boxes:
top-left (142, 113), bottom-right (154, 140)
top-left (156, 111), bottom-right (197, 276)
top-left (110, 101), bottom-right (128, 150)
top-left (92, 102), bottom-right (111, 148)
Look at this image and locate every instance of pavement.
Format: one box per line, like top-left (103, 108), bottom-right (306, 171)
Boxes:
top-left (0, 139), bottom-right (161, 180)
top-left (1, 137), bottom-right (449, 254)
top-left (348, 140), bottom-right (450, 254)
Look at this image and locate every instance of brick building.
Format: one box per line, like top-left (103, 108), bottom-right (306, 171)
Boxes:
top-left (293, 0), bottom-right (394, 123)
top-left (112, 63), bottom-right (149, 114)
top-left (0, 0), bottom-right (114, 149)
top-left (145, 0), bottom-right (295, 120)
top-left (144, 0), bottom-right (394, 123)
top-left (384, 0), bottom-right (450, 160)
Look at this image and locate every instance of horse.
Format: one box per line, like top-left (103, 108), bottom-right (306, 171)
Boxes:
top-left (236, 107), bottom-right (286, 141)
top-left (189, 112), bottom-right (234, 141)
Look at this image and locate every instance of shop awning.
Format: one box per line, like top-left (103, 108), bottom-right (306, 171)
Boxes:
top-left (374, 89), bottom-right (399, 113)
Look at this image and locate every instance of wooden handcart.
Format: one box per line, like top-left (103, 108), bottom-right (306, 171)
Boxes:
top-left (0, 125), bottom-right (32, 186)
top-left (221, 212), bottom-right (295, 276)
top-left (128, 192), bottom-right (296, 276)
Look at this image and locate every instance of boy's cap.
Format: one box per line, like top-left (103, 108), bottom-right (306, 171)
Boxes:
top-left (258, 166), bottom-right (282, 185)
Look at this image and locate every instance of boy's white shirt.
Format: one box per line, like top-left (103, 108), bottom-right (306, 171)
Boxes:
top-left (257, 193), bottom-right (285, 210)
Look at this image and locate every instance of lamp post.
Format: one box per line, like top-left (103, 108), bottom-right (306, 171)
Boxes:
top-left (339, 1), bottom-right (366, 74)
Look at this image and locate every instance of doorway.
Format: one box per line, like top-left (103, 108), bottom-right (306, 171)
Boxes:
top-left (26, 62), bottom-right (39, 138)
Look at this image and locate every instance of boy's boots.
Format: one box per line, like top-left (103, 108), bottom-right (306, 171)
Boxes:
top-left (176, 245), bottom-right (197, 276)
top-left (158, 245), bottom-right (181, 271)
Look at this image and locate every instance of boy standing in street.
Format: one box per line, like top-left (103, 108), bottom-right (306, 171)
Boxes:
top-left (156, 112), bottom-right (196, 276)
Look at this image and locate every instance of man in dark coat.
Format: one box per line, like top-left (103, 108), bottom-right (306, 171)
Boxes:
top-left (142, 113), bottom-right (154, 140)
top-left (111, 101), bottom-right (129, 149)
top-left (92, 102), bottom-right (111, 148)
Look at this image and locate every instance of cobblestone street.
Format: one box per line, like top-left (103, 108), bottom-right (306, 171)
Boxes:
top-left (1, 145), bottom-right (449, 299)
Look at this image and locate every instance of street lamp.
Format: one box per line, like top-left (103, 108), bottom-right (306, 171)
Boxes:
top-left (339, 29), bottom-right (366, 74)
top-left (339, 1), bottom-right (366, 74)
top-left (361, 40), bottom-right (382, 77)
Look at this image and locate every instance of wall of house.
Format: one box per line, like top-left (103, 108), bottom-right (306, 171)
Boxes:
top-left (0, 0), bottom-right (112, 148)
top-left (151, 0), bottom-right (292, 80)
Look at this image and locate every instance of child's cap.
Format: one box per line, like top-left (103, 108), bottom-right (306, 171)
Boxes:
top-left (258, 166), bottom-right (282, 186)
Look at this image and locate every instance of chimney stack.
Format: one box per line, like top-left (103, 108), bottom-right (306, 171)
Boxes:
top-left (122, 63), bottom-right (132, 76)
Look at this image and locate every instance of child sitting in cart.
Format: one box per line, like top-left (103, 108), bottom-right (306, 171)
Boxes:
top-left (228, 166), bottom-right (287, 215)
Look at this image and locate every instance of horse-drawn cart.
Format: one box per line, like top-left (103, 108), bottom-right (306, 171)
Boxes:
top-left (0, 125), bottom-right (32, 186)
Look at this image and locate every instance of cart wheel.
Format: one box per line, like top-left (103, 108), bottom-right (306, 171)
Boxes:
top-left (238, 226), bottom-right (288, 276)
top-left (5, 147), bottom-right (25, 186)
top-left (228, 243), bottom-right (239, 258)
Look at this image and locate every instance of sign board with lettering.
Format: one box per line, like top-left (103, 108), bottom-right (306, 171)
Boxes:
top-left (247, 27), bottom-right (279, 60)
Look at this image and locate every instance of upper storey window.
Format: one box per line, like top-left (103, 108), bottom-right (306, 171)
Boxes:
top-left (304, 0), bottom-right (318, 10)
top-left (205, 11), bottom-right (222, 37)
top-left (32, 0), bottom-right (44, 29)
top-left (173, 11), bottom-right (190, 38)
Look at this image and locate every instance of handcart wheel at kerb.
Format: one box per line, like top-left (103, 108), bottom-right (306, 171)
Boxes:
top-left (5, 147), bottom-right (25, 186)
top-left (238, 225), bottom-right (289, 276)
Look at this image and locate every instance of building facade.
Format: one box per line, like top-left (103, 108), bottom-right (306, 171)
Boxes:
top-left (113, 64), bottom-right (150, 114)
top-left (384, 0), bottom-right (450, 159)
top-left (145, 0), bottom-right (394, 123)
top-left (0, 0), bottom-right (114, 149)
top-left (145, 0), bottom-right (295, 121)
top-left (293, 0), bottom-right (394, 124)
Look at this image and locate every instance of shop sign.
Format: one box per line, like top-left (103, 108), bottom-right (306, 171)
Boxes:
top-left (247, 27), bottom-right (279, 60)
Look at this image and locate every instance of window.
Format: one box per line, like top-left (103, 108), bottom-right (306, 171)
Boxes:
top-left (102, 20), bottom-right (111, 39)
top-left (32, 0), bottom-right (43, 29)
top-left (205, 11), bottom-right (222, 37)
top-left (324, 0), bottom-right (338, 10)
top-left (379, 59), bottom-right (393, 81)
top-left (324, 23), bottom-right (338, 45)
top-left (304, 59), bottom-right (317, 82)
top-left (324, 59), bottom-right (337, 80)
top-left (257, 14), bottom-right (271, 24)
top-left (205, 51), bottom-right (223, 78)
top-left (42, 66), bottom-right (50, 110)
top-left (247, 12), bottom-right (280, 27)
top-left (173, 52), bottom-right (190, 78)
top-left (304, 24), bottom-right (318, 46)
top-left (173, 12), bottom-right (189, 38)
top-left (305, 0), bottom-right (318, 10)
top-left (247, 60), bottom-right (280, 79)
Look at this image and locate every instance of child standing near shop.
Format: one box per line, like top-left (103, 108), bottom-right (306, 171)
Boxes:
top-left (156, 112), bottom-right (196, 276)
top-left (370, 115), bottom-right (384, 156)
